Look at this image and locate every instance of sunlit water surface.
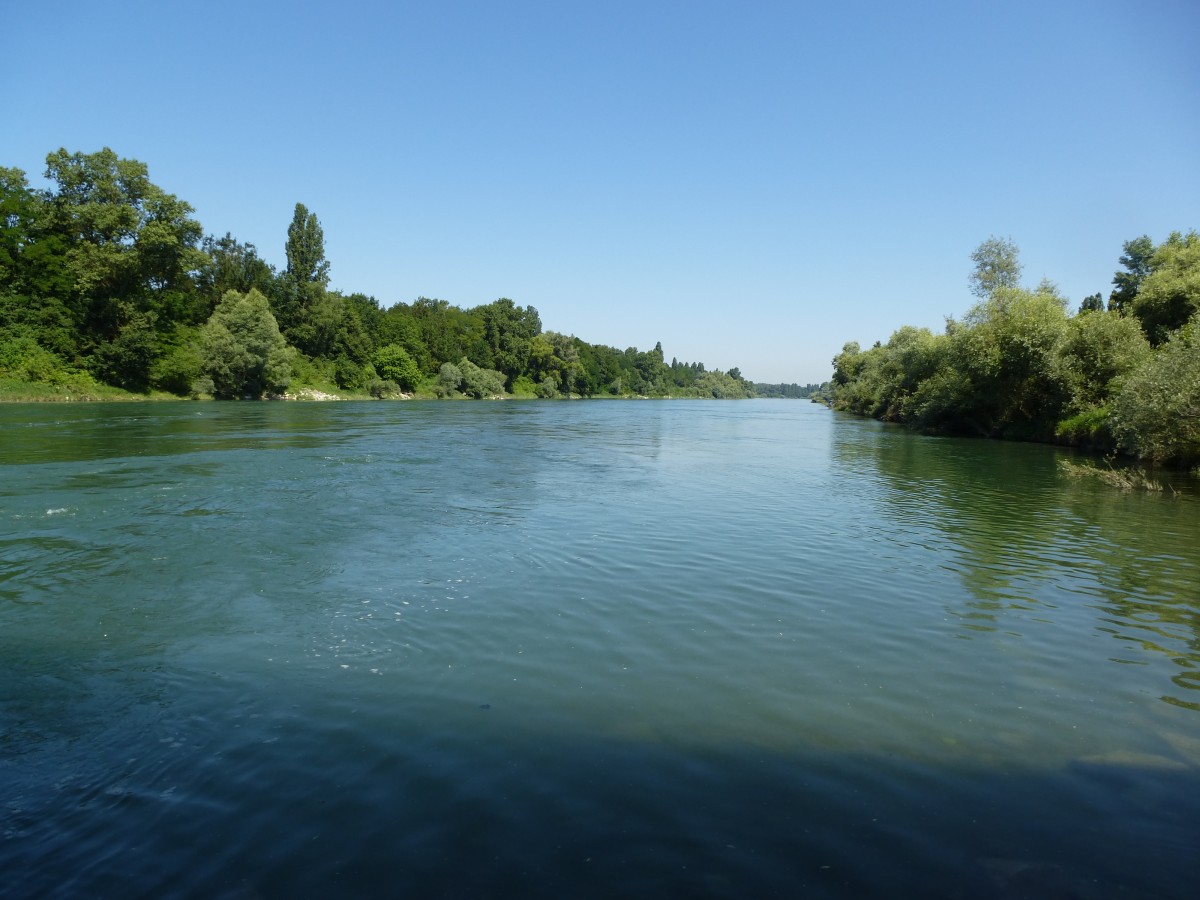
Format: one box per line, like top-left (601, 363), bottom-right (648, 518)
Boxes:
top-left (2, 400), bottom-right (1199, 898)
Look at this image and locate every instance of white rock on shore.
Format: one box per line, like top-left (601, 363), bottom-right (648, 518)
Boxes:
top-left (285, 388), bottom-right (342, 401)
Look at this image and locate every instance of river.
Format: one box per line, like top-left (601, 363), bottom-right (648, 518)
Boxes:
top-left (2, 399), bottom-right (1198, 898)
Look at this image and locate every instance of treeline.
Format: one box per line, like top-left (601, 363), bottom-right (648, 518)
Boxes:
top-left (753, 381), bottom-right (829, 399)
top-left (0, 148), bottom-right (754, 400)
top-left (830, 235), bottom-right (1200, 467)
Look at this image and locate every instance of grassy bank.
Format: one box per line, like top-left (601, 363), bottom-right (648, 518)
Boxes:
top-left (0, 377), bottom-right (181, 402)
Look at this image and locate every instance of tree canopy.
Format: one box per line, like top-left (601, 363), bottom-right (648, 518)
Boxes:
top-left (199, 289), bottom-right (295, 399)
top-left (969, 235), bottom-right (1023, 298)
top-left (1, 146), bottom-right (753, 402)
top-left (830, 235), bottom-right (1200, 467)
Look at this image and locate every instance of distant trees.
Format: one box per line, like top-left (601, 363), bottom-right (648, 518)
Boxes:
top-left (541, 331), bottom-right (582, 397)
top-left (474, 298), bottom-right (541, 388)
top-left (0, 166), bottom-right (76, 362)
top-left (196, 233), bottom-right (276, 311)
top-left (693, 368), bottom-right (753, 399)
top-left (752, 382), bottom-right (827, 399)
top-left (1, 145), bottom-right (761, 403)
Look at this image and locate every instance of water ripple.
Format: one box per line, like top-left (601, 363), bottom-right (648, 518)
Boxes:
top-left (2, 401), bottom-right (1198, 897)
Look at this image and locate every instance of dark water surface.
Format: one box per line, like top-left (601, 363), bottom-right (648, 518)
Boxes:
top-left (2, 400), bottom-right (1198, 898)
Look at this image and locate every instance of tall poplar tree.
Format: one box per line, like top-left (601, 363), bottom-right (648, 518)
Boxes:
top-left (274, 202), bottom-right (330, 353)
top-left (284, 203), bottom-right (330, 287)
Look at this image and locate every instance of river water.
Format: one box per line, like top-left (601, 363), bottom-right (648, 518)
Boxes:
top-left (2, 399), bottom-right (1198, 898)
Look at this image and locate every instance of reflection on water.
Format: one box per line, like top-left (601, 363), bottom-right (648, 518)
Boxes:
top-left (1, 400), bottom-right (1198, 897)
top-left (832, 417), bottom-right (1200, 712)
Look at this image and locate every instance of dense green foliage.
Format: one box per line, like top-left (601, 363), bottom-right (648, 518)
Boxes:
top-left (831, 234), bottom-right (1200, 467)
top-left (198, 289), bottom-right (296, 399)
top-left (1, 148), bottom-right (753, 401)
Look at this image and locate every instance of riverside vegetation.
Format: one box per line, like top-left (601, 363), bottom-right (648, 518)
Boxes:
top-left (1, 148), bottom-right (756, 403)
top-left (6, 148), bottom-right (1193, 469)
top-left (830, 234), bottom-right (1200, 469)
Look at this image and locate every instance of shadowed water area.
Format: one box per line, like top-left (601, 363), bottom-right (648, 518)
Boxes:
top-left (2, 400), bottom-right (1199, 898)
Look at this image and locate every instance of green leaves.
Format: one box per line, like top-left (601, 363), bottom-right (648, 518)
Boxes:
top-left (832, 232), bottom-right (1200, 464)
top-left (473, 297), bottom-right (542, 387)
top-left (197, 233), bottom-right (276, 313)
top-left (968, 235), bottom-right (1022, 299)
top-left (1109, 235), bottom-right (1154, 313)
top-left (1, 147), bottom-right (757, 401)
top-left (372, 343), bottom-right (420, 391)
top-left (434, 362), bottom-right (463, 397)
top-left (1110, 312), bottom-right (1200, 465)
top-left (284, 203), bottom-right (330, 287)
top-left (456, 357), bottom-right (507, 398)
top-left (89, 306), bottom-right (159, 391)
top-left (31, 148), bottom-right (206, 383)
top-left (200, 289), bottom-right (295, 398)
top-left (1130, 230), bottom-right (1200, 345)
top-left (1052, 308), bottom-right (1149, 412)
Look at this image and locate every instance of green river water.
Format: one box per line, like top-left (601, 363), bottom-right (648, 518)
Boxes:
top-left (2, 399), bottom-right (1198, 898)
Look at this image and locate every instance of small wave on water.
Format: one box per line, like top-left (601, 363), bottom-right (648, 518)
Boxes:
top-left (1, 400), bottom-right (1198, 897)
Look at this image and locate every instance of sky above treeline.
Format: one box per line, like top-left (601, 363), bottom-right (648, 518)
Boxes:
top-left (4, 0), bottom-right (1198, 385)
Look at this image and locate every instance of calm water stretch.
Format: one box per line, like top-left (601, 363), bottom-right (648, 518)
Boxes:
top-left (2, 400), bottom-right (1199, 898)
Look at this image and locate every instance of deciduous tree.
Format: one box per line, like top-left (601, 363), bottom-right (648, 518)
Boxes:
top-left (372, 343), bottom-right (420, 391)
top-left (969, 236), bottom-right (1023, 298)
top-left (1131, 230), bottom-right (1200, 345)
top-left (199, 288), bottom-right (295, 398)
top-left (42, 148), bottom-right (205, 349)
top-left (1110, 313), bottom-right (1200, 464)
top-left (1052, 309), bottom-right (1149, 413)
top-left (1108, 235), bottom-right (1154, 313)
top-left (284, 203), bottom-right (330, 287)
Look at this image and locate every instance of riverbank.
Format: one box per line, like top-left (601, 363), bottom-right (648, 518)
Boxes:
top-left (0, 374), bottom-right (742, 403)
top-left (0, 376), bottom-right (631, 404)
top-left (0, 376), bottom-right (176, 402)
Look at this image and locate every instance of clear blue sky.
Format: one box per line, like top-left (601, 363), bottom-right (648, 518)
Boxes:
top-left (4, 0), bottom-right (1198, 384)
